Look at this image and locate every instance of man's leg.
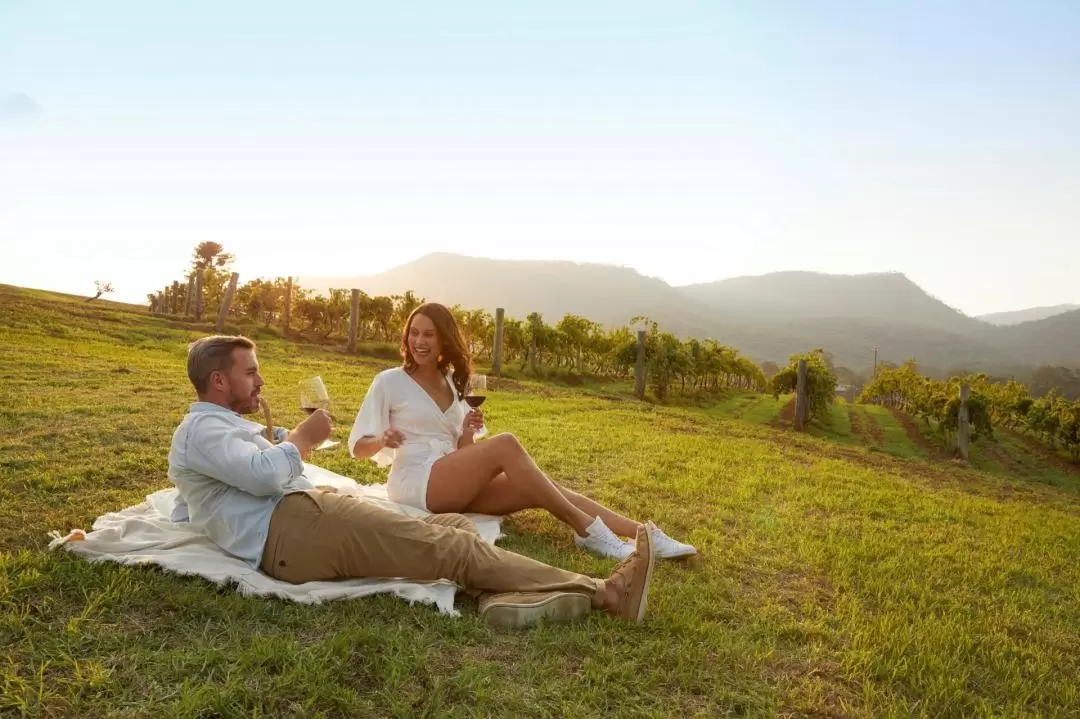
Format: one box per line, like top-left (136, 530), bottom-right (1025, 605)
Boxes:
top-left (418, 512), bottom-right (595, 626)
top-left (262, 492), bottom-right (600, 595)
top-left (419, 512), bottom-right (602, 626)
top-left (420, 513), bottom-right (482, 599)
top-left (261, 492), bottom-right (656, 626)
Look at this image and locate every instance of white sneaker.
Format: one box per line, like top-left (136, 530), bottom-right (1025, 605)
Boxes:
top-left (575, 517), bottom-right (634, 560)
top-left (649, 525), bottom-right (697, 559)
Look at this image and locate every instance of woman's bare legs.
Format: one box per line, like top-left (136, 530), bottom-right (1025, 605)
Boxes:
top-left (457, 475), bottom-right (642, 538)
top-left (554, 485), bottom-right (642, 538)
top-left (427, 434), bottom-right (642, 537)
top-left (425, 433), bottom-right (595, 536)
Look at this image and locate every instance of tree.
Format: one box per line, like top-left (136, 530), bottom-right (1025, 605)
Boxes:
top-left (524, 312), bottom-right (547, 371)
top-left (370, 296), bottom-right (394, 341)
top-left (772, 349), bottom-right (837, 424)
top-left (556, 314), bottom-right (597, 373)
top-left (236, 277), bottom-right (290, 326)
top-left (191, 241), bottom-right (234, 272)
top-left (859, 363), bottom-right (997, 446)
top-left (461, 308), bottom-right (493, 359)
top-left (391, 291), bottom-right (424, 335)
top-left (87, 280), bottom-right (114, 302)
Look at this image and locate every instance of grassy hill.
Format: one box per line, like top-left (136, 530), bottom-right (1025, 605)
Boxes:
top-left (2, 284), bottom-right (1080, 717)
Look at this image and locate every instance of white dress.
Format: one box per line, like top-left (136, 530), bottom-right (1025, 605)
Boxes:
top-left (348, 367), bottom-right (469, 511)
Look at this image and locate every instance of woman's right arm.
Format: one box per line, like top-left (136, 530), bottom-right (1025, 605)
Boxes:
top-left (352, 430), bottom-right (403, 459)
top-left (349, 373), bottom-right (403, 460)
top-left (351, 434), bottom-right (383, 459)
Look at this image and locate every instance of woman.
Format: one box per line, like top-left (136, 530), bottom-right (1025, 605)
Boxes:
top-left (348, 302), bottom-right (696, 560)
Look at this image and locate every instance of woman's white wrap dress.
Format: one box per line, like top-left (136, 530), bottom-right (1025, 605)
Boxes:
top-left (349, 367), bottom-right (468, 511)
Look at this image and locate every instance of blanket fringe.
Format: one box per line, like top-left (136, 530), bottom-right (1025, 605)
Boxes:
top-left (46, 529), bottom-right (86, 550)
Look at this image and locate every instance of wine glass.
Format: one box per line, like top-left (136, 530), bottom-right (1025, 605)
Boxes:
top-left (466, 373), bottom-right (488, 438)
top-left (299, 376), bottom-right (339, 450)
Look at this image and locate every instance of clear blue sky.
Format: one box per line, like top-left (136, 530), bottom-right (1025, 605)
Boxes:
top-left (1, 0), bottom-right (1077, 315)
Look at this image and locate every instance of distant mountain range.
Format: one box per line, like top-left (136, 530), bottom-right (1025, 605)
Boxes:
top-left (300, 254), bottom-right (1080, 377)
top-left (976, 304), bottom-right (1080, 326)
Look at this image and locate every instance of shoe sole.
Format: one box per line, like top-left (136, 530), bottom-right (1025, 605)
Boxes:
top-left (575, 540), bottom-right (635, 560)
top-left (634, 522), bottom-right (657, 624)
top-left (481, 592), bottom-right (591, 629)
top-left (656, 547), bottom-right (697, 560)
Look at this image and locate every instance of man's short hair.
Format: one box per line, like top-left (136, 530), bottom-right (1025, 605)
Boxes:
top-left (187, 335), bottom-right (256, 394)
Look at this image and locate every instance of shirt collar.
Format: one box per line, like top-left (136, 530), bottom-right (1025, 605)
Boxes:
top-left (189, 401), bottom-right (266, 433)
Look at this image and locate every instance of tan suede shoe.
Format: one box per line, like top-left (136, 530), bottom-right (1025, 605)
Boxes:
top-left (479, 591), bottom-right (592, 629)
top-left (607, 520), bottom-right (657, 623)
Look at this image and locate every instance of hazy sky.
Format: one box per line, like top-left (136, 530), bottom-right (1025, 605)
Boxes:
top-left (2, 0), bottom-right (1077, 315)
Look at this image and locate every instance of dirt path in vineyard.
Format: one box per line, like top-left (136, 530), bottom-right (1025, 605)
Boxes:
top-left (887, 407), bottom-right (943, 458)
top-left (769, 398), bottom-right (797, 428)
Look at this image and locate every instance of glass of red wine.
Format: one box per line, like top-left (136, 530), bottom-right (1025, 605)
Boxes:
top-left (299, 376), bottom-right (339, 450)
top-left (466, 374), bottom-right (488, 438)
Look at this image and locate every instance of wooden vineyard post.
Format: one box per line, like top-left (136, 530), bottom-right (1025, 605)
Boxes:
top-left (492, 307), bottom-right (505, 377)
top-left (794, 359), bottom-right (809, 431)
top-left (282, 277), bottom-right (292, 335)
top-left (171, 281), bottom-right (180, 314)
top-left (348, 289), bottom-right (360, 353)
top-left (634, 330), bottom-right (647, 399)
top-left (957, 384), bottom-right (971, 460)
top-left (194, 269), bottom-right (205, 321)
top-left (184, 274), bottom-right (195, 317)
top-left (215, 272), bottom-right (239, 332)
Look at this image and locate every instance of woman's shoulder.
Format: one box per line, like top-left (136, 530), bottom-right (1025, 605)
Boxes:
top-left (372, 366), bottom-right (408, 386)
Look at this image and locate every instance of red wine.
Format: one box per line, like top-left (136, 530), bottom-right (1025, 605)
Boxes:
top-left (464, 396), bottom-right (486, 408)
top-left (302, 407), bottom-right (319, 415)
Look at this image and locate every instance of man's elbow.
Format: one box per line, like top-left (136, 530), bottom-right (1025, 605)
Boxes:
top-left (242, 481), bottom-right (287, 497)
top-left (240, 461), bottom-right (293, 495)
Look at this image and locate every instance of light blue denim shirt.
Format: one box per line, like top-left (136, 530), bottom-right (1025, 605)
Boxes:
top-left (168, 402), bottom-right (313, 568)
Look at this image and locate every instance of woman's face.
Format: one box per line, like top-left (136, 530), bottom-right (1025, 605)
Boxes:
top-left (408, 312), bottom-right (442, 367)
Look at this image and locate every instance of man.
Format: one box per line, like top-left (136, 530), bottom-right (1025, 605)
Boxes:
top-left (168, 335), bottom-right (656, 628)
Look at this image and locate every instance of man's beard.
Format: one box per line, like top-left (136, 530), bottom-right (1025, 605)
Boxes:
top-left (229, 390), bottom-right (261, 414)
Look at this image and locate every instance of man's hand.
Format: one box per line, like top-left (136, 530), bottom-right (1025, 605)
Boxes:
top-left (286, 409), bottom-right (333, 458)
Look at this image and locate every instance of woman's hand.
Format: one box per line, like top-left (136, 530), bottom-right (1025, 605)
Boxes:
top-left (461, 408), bottom-right (484, 438)
top-left (380, 428), bottom-right (406, 449)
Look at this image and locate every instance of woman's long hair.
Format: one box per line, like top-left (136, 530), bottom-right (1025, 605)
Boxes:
top-left (401, 303), bottom-right (472, 399)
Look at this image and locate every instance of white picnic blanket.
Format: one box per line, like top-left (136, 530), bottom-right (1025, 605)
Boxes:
top-left (47, 465), bottom-right (503, 616)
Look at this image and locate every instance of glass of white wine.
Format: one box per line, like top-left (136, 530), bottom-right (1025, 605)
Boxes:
top-left (299, 376), bottom-right (339, 450)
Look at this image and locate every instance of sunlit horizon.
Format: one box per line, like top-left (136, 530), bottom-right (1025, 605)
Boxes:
top-left (2, 1), bottom-right (1077, 316)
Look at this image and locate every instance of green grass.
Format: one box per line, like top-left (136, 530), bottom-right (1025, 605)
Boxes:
top-left (708, 393), bottom-right (790, 426)
top-left (861, 405), bottom-right (931, 460)
top-left (805, 400), bottom-right (862, 448)
top-left (3, 284), bottom-right (1080, 718)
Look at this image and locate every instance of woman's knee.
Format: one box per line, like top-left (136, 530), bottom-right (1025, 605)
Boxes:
top-left (490, 432), bottom-right (524, 456)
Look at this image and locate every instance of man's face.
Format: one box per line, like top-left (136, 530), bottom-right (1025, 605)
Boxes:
top-left (216, 348), bottom-right (264, 414)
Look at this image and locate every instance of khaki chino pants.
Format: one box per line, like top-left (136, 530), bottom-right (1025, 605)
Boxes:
top-left (260, 491), bottom-right (601, 597)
